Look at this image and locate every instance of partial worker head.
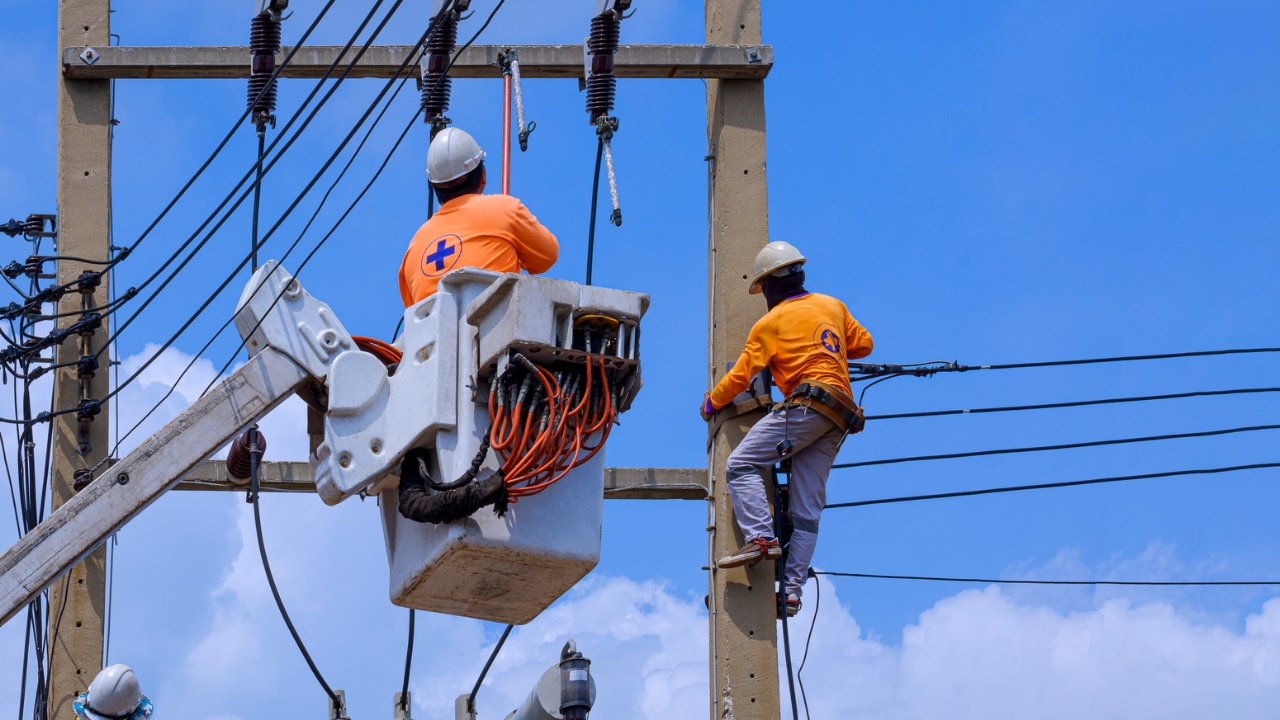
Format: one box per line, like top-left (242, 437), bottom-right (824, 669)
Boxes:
top-left (75, 664), bottom-right (152, 720)
top-left (428, 127), bottom-right (488, 205)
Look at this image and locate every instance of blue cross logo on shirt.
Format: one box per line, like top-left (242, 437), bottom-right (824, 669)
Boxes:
top-left (420, 234), bottom-right (462, 277)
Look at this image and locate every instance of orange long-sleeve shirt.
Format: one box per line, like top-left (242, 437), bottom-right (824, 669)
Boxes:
top-left (399, 193), bottom-right (559, 306)
top-left (710, 293), bottom-right (873, 409)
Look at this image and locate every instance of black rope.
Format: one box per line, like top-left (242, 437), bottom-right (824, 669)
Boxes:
top-left (825, 461), bottom-right (1280, 509)
top-left (251, 131), bottom-right (266, 272)
top-left (866, 386), bottom-right (1280, 422)
top-left (399, 609), bottom-right (415, 710)
top-left (816, 571), bottom-right (1280, 586)
top-left (249, 426), bottom-right (340, 706)
top-left (467, 624), bottom-right (514, 715)
top-left (796, 570), bottom-right (819, 720)
top-left (833, 424), bottom-right (1280, 470)
top-left (585, 137), bottom-right (603, 286)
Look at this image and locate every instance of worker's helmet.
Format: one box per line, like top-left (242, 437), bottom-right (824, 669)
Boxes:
top-left (76, 665), bottom-right (150, 720)
top-left (749, 241), bottom-right (807, 294)
top-left (427, 127), bottom-right (486, 185)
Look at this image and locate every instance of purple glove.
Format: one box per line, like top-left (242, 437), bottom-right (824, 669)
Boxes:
top-left (701, 394), bottom-right (718, 420)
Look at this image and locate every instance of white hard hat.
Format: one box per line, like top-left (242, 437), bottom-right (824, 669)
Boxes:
top-left (80, 665), bottom-right (143, 720)
top-left (749, 241), bottom-right (807, 294)
top-left (427, 127), bottom-right (486, 185)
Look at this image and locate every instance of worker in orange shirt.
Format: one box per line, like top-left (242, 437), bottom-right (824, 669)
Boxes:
top-left (702, 241), bottom-right (873, 618)
top-left (399, 127), bottom-right (559, 306)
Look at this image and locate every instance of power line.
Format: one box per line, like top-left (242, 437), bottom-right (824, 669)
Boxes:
top-left (825, 461), bottom-right (1280, 509)
top-left (849, 347), bottom-right (1280, 378)
top-left (815, 571), bottom-right (1280, 587)
top-left (833, 424), bottom-right (1280, 470)
top-left (200, 0), bottom-right (507, 392)
top-left (866, 386), bottom-right (1280, 422)
top-left (468, 624), bottom-right (514, 716)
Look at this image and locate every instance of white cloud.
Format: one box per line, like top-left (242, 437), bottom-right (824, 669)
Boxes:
top-left (114, 342), bottom-right (311, 460)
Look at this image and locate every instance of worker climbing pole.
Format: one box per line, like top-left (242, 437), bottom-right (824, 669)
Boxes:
top-left (584, 0), bottom-right (631, 285)
top-left (247, 0), bottom-right (287, 271)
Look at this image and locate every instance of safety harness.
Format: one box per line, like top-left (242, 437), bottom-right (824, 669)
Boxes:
top-left (779, 378), bottom-right (866, 435)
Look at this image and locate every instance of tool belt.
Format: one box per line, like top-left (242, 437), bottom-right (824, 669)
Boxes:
top-left (780, 378), bottom-right (866, 434)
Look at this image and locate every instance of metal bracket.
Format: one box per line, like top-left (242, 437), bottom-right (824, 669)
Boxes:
top-left (78, 47), bottom-right (99, 65)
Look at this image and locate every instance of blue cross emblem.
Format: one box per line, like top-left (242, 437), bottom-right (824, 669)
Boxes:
top-left (421, 234), bottom-right (462, 277)
top-left (820, 329), bottom-right (842, 354)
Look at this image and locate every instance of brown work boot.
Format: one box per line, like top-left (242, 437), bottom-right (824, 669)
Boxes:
top-left (717, 538), bottom-right (782, 569)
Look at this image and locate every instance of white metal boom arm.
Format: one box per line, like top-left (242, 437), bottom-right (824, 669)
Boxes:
top-left (0, 263), bottom-right (351, 626)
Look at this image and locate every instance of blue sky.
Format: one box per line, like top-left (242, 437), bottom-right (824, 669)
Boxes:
top-left (3, 0), bottom-right (1280, 718)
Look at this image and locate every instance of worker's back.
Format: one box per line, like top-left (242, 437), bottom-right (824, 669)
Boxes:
top-left (399, 193), bottom-right (559, 306)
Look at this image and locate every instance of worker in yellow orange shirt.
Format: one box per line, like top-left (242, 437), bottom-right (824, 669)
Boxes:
top-left (701, 241), bottom-right (873, 618)
top-left (399, 127), bottom-right (559, 307)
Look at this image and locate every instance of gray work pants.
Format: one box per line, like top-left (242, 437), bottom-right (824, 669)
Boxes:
top-left (724, 406), bottom-right (841, 598)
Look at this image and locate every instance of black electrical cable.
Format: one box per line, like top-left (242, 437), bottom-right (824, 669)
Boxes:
top-left (399, 609), bottom-right (415, 710)
top-left (815, 571), bottom-right (1280, 586)
top-left (825, 461), bottom-right (1280, 510)
top-left (86, 0), bottom-right (430, 409)
top-left (585, 137), bottom-right (603, 286)
top-left (866, 386), bottom-right (1280, 422)
top-left (249, 426), bottom-right (340, 706)
top-left (849, 347), bottom-right (1280, 376)
top-left (467, 624), bottom-right (514, 715)
top-left (99, 0), bottom-right (401, 350)
top-left (200, 0), bottom-right (505, 392)
top-left (833, 423), bottom-right (1280, 470)
top-left (28, 0), bottom-right (340, 298)
top-left (775, 473), bottom-right (800, 720)
top-left (96, 0), bottom-right (479, 465)
top-left (796, 570), bottom-right (819, 720)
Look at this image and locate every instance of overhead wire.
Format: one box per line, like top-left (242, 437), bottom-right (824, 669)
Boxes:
top-left (833, 423), bottom-right (1280, 470)
top-left (16, 0), bottom-right (340, 305)
top-left (796, 570), bottom-right (820, 720)
top-left (865, 386), bottom-right (1280, 422)
top-left (815, 571), bottom-right (1280, 587)
top-left (467, 624), bottom-right (514, 716)
top-left (848, 347), bottom-right (1280, 379)
top-left (249, 427), bottom-right (340, 706)
top-left (825, 461), bottom-right (1280, 509)
top-left (199, 0), bottom-right (506, 394)
top-left (88, 0), bottom-right (467, 467)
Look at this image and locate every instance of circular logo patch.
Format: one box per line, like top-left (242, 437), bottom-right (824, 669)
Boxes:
top-left (814, 323), bottom-right (842, 355)
top-left (420, 234), bottom-right (462, 277)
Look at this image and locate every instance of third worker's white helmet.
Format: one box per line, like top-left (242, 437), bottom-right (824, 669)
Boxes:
top-left (80, 665), bottom-right (143, 720)
top-left (749, 241), bottom-right (807, 294)
top-left (427, 127), bottom-right (486, 185)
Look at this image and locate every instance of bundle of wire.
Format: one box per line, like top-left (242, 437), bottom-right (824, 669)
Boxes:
top-left (488, 353), bottom-right (616, 500)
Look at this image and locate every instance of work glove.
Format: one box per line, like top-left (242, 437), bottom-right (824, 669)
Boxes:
top-left (700, 393), bottom-right (718, 422)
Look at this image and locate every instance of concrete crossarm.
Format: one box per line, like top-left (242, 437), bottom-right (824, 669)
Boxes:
top-left (176, 462), bottom-right (709, 500)
top-left (61, 44), bottom-right (772, 80)
top-left (0, 348), bottom-right (310, 627)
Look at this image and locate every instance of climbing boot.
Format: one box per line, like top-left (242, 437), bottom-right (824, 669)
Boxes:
top-left (777, 592), bottom-right (801, 619)
top-left (717, 538), bottom-right (781, 569)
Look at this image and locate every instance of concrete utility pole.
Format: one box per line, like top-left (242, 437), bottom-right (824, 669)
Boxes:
top-left (705, 1), bottom-right (779, 718)
top-left (50, 0), bottom-right (112, 717)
